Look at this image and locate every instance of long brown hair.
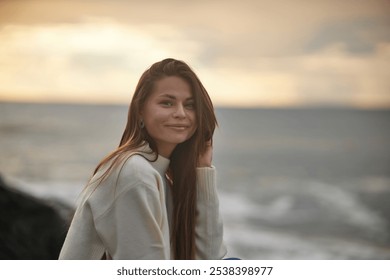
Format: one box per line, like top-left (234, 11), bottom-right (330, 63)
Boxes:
top-left (93, 58), bottom-right (217, 259)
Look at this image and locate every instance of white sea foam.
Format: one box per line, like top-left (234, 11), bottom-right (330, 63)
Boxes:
top-left (219, 180), bottom-right (390, 259)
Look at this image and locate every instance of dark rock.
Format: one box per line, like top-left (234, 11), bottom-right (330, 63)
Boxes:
top-left (0, 175), bottom-right (70, 259)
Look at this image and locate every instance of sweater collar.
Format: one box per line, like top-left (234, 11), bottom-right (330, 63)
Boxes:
top-left (151, 154), bottom-right (170, 178)
top-left (138, 143), bottom-right (170, 177)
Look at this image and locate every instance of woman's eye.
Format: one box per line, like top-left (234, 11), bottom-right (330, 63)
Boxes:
top-left (185, 103), bottom-right (195, 109)
top-left (161, 101), bottom-right (173, 107)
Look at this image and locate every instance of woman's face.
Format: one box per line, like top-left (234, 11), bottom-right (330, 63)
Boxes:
top-left (141, 76), bottom-right (197, 158)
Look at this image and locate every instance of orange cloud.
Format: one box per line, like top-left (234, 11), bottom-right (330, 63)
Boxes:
top-left (0, 0), bottom-right (389, 107)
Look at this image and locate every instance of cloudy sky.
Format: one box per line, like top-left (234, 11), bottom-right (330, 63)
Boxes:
top-left (0, 0), bottom-right (389, 107)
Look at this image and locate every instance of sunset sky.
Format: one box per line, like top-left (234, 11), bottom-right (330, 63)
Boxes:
top-left (0, 0), bottom-right (389, 107)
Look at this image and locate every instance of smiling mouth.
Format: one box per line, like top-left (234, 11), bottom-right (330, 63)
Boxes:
top-left (166, 125), bottom-right (189, 130)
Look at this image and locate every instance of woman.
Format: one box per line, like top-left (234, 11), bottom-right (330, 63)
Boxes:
top-left (59, 58), bottom-right (227, 260)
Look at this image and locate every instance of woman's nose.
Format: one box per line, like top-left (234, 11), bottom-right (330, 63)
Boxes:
top-left (173, 104), bottom-right (186, 118)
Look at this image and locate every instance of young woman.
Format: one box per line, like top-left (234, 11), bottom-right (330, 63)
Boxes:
top-left (59, 58), bottom-right (227, 260)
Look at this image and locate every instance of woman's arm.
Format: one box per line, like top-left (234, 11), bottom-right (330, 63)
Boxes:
top-left (195, 142), bottom-right (227, 259)
top-left (92, 156), bottom-right (171, 260)
top-left (195, 167), bottom-right (227, 259)
top-left (94, 183), bottom-right (170, 259)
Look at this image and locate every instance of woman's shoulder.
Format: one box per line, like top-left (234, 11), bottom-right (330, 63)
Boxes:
top-left (84, 153), bottom-right (160, 205)
top-left (82, 153), bottom-right (162, 221)
top-left (116, 153), bottom-right (159, 186)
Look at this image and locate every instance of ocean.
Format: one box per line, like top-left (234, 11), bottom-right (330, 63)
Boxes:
top-left (1, 102), bottom-right (390, 259)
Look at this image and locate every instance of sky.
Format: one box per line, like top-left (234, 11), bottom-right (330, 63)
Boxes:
top-left (0, 0), bottom-right (389, 108)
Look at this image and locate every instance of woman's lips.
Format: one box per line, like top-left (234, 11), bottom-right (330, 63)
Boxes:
top-left (166, 124), bottom-right (189, 130)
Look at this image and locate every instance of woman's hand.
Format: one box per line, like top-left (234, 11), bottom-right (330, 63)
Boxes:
top-left (198, 140), bottom-right (213, 167)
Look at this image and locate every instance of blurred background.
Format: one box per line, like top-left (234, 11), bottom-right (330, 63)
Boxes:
top-left (0, 0), bottom-right (389, 259)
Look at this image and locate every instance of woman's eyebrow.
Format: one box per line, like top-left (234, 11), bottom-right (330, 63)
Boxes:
top-left (159, 94), bottom-right (193, 101)
top-left (159, 94), bottom-right (176, 99)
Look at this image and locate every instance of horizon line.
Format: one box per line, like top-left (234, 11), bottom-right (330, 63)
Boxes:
top-left (1, 99), bottom-right (390, 111)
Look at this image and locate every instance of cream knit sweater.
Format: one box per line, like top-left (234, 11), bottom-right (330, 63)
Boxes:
top-left (59, 147), bottom-right (227, 259)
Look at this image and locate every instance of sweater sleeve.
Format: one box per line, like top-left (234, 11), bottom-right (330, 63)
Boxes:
top-left (195, 166), bottom-right (227, 259)
top-left (93, 162), bottom-right (171, 260)
top-left (94, 184), bottom-right (170, 259)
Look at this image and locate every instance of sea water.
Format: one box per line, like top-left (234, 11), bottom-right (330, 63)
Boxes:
top-left (1, 102), bottom-right (389, 259)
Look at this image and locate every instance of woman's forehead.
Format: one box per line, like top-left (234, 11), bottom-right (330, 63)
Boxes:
top-left (151, 76), bottom-right (193, 99)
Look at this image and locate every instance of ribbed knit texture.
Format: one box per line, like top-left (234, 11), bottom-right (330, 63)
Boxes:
top-left (196, 166), bottom-right (218, 202)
